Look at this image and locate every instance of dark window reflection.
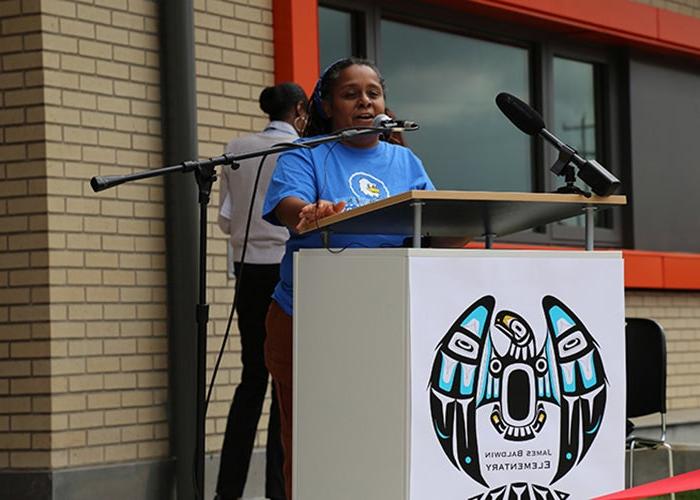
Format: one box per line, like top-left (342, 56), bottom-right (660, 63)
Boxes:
top-left (319, 7), bottom-right (354, 70)
top-left (380, 19), bottom-right (531, 192)
top-left (552, 57), bottom-right (610, 228)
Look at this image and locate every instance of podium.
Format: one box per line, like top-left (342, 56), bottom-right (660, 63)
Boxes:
top-left (293, 191), bottom-right (627, 500)
top-left (298, 190), bottom-right (626, 249)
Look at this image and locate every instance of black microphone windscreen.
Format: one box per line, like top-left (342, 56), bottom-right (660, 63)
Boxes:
top-left (495, 92), bottom-right (545, 136)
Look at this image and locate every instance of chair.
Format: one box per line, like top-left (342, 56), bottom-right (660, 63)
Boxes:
top-left (625, 317), bottom-right (674, 492)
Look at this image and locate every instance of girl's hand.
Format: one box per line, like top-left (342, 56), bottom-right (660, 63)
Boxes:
top-left (296, 200), bottom-right (346, 232)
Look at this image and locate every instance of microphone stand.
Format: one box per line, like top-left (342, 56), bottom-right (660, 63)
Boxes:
top-left (89, 125), bottom-right (388, 500)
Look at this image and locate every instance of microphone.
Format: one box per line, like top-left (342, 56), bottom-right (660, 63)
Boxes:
top-left (372, 113), bottom-right (419, 131)
top-left (495, 92), bottom-right (620, 197)
top-left (495, 92), bottom-right (544, 136)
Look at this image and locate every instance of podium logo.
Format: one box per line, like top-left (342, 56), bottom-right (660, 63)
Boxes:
top-left (428, 296), bottom-right (607, 498)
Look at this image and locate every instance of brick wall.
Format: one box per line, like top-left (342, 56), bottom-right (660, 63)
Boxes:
top-left (1, 0), bottom-right (278, 473)
top-left (40, 0), bottom-right (168, 468)
top-left (192, 0), bottom-right (276, 454)
top-left (0, 0), bottom-right (49, 470)
top-left (633, 0), bottom-right (700, 17)
top-left (626, 291), bottom-right (700, 410)
top-left (1, 0), bottom-right (169, 470)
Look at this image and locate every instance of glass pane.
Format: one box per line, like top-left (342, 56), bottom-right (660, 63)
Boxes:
top-left (552, 57), bottom-right (610, 228)
top-left (318, 7), bottom-right (354, 70)
top-left (380, 19), bottom-right (531, 191)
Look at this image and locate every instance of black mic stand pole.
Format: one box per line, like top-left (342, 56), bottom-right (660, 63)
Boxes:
top-left (89, 125), bottom-right (389, 500)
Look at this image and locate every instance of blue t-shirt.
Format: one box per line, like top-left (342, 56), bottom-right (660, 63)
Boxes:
top-left (263, 140), bottom-right (434, 315)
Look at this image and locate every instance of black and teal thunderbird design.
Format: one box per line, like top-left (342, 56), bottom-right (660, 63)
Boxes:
top-left (429, 295), bottom-right (607, 495)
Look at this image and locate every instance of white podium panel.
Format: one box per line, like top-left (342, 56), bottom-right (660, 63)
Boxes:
top-left (295, 249), bottom-right (625, 500)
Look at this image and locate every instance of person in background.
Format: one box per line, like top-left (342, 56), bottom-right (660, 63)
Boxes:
top-left (262, 57), bottom-right (435, 500)
top-left (215, 82), bottom-right (307, 500)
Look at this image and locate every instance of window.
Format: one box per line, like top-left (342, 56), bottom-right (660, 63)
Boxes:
top-left (551, 57), bottom-right (609, 228)
top-left (318, 6), bottom-right (356, 69)
top-left (318, 2), bottom-right (623, 246)
top-left (381, 20), bottom-right (531, 192)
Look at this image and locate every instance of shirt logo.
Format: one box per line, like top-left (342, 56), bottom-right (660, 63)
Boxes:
top-left (346, 172), bottom-right (390, 210)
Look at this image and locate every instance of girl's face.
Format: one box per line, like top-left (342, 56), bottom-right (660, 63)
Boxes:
top-left (323, 64), bottom-right (386, 147)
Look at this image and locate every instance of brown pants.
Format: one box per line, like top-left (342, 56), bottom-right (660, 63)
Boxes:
top-left (264, 301), bottom-right (293, 500)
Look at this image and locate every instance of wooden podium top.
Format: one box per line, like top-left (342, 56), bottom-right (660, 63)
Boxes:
top-left (298, 190), bottom-right (627, 240)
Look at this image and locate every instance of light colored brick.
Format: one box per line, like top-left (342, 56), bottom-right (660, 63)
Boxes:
top-left (69, 374), bottom-right (104, 392)
top-left (59, 17), bottom-right (96, 38)
top-left (113, 45), bottom-right (145, 64)
top-left (76, 3), bottom-right (111, 23)
top-left (87, 391), bottom-right (121, 410)
top-left (121, 355), bottom-right (153, 372)
top-left (122, 423), bottom-right (153, 442)
top-left (52, 394), bottom-right (86, 412)
top-left (98, 130), bottom-right (131, 148)
top-left (51, 430), bottom-right (86, 449)
top-left (105, 443), bottom-right (137, 461)
top-left (115, 115), bottom-right (148, 133)
top-left (114, 81), bottom-right (146, 99)
top-left (235, 4), bottom-right (262, 22)
top-left (42, 33), bottom-right (79, 54)
top-left (66, 233), bottom-right (101, 250)
top-left (195, 12), bottom-right (221, 30)
top-left (103, 372), bottom-right (137, 390)
top-left (42, 0), bottom-right (76, 16)
top-left (121, 390), bottom-right (152, 407)
top-left (62, 90), bottom-right (97, 110)
top-left (69, 446), bottom-right (103, 466)
top-left (79, 74), bottom-right (114, 95)
top-left (113, 10), bottom-right (144, 29)
top-left (97, 95), bottom-right (130, 114)
top-left (138, 439), bottom-right (168, 459)
top-left (95, 25), bottom-right (129, 45)
top-left (78, 39), bottom-right (112, 59)
top-left (104, 408), bottom-right (137, 426)
top-left (137, 371), bottom-right (167, 389)
top-left (87, 427), bottom-right (121, 446)
top-left (69, 410), bottom-right (103, 429)
top-left (129, 64), bottom-right (160, 84)
top-left (87, 356), bottom-right (120, 374)
top-left (59, 53), bottom-right (95, 75)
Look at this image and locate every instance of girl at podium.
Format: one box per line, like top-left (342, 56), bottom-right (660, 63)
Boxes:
top-left (262, 57), bottom-right (434, 499)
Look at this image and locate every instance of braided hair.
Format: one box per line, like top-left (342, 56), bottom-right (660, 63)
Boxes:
top-left (304, 57), bottom-right (386, 138)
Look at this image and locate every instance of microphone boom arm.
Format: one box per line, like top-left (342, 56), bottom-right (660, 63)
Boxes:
top-left (90, 126), bottom-right (390, 193)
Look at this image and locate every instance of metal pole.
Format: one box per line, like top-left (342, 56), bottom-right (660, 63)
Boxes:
top-left (159, 1), bottom-right (199, 498)
top-left (411, 201), bottom-right (423, 248)
top-left (584, 206), bottom-right (596, 251)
